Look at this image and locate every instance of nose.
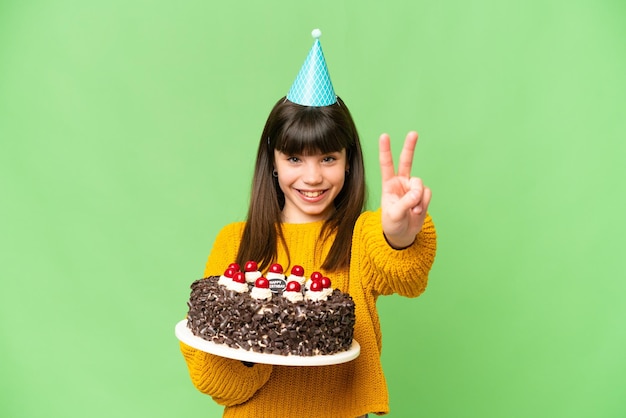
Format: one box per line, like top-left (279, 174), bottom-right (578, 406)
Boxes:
top-left (302, 162), bottom-right (323, 184)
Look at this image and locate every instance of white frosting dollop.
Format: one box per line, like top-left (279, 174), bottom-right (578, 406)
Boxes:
top-left (250, 287), bottom-right (272, 300)
top-left (287, 274), bottom-right (306, 285)
top-left (245, 270), bottom-right (262, 283)
top-left (217, 275), bottom-right (230, 286)
top-left (266, 272), bottom-right (285, 281)
top-left (305, 290), bottom-right (327, 302)
top-left (225, 280), bottom-right (249, 293)
top-left (283, 290), bottom-right (304, 303)
top-left (322, 287), bottom-right (334, 298)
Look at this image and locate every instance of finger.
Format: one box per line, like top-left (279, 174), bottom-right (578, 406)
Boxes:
top-left (393, 191), bottom-right (422, 216)
top-left (409, 176), bottom-right (424, 193)
top-left (397, 131), bottom-right (419, 178)
top-left (412, 186), bottom-right (432, 215)
top-left (408, 177), bottom-right (424, 207)
top-left (379, 133), bottom-right (396, 182)
top-left (421, 186), bottom-right (432, 212)
top-left (408, 177), bottom-right (424, 214)
top-left (392, 180), bottom-right (424, 215)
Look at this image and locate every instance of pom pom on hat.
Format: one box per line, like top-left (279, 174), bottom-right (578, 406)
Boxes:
top-left (287, 29), bottom-right (337, 107)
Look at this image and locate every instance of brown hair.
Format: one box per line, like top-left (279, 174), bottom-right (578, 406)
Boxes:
top-left (236, 96), bottom-right (366, 272)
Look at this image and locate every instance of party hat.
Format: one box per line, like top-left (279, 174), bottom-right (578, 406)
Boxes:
top-left (287, 29), bottom-right (337, 107)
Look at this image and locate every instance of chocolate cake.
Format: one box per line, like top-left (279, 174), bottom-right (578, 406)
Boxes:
top-left (185, 263), bottom-right (356, 356)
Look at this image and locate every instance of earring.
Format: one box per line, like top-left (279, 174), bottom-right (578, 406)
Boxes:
top-left (272, 170), bottom-right (278, 177)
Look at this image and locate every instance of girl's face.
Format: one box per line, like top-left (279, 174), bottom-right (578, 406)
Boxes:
top-left (273, 149), bottom-right (349, 223)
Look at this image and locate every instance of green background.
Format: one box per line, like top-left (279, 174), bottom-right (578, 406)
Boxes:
top-left (1, 0), bottom-right (625, 417)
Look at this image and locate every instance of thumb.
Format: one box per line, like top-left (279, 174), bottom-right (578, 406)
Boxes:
top-left (394, 188), bottom-right (423, 216)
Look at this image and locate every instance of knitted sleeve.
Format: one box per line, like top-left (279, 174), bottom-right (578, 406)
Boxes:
top-left (179, 222), bottom-right (274, 406)
top-left (354, 210), bottom-right (437, 297)
top-left (179, 342), bottom-right (272, 406)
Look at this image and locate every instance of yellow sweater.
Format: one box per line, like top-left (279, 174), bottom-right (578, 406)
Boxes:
top-left (180, 210), bottom-right (437, 417)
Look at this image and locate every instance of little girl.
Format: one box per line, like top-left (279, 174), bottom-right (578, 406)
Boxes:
top-left (180, 30), bottom-right (437, 418)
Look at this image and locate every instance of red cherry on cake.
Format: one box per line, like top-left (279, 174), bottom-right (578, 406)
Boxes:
top-left (286, 281), bottom-right (301, 292)
top-left (320, 277), bottom-right (332, 289)
top-left (290, 265), bottom-right (304, 276)
top-left (232, 272), bottom-right (246, 283)
top-left (309, 280), bottom-right (323, 292)
top-left (310, 271), bottom-right (323, 281)
top-left (255, 277), bottom-right (270, 288)
top-left (223, 268), bottom-right (236, 278)
top-left (244, 260), bottom-right (258, 272)
top-left (269, 263), bottom-right (284, 274)
top-left (228, 263), bottom-right (240, 272)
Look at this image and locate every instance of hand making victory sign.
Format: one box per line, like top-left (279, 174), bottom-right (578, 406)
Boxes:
top-left (379, 131), bottom-right (432, 249)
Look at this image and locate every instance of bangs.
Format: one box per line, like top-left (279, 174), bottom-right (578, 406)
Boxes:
top-left (274, 105), bottom-right (352, 156)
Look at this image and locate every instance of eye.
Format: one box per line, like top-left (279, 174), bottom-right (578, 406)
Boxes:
top-left (287, 156), bottom-right (301, 163)
top-left (322, 153), bottom-right (342, 163)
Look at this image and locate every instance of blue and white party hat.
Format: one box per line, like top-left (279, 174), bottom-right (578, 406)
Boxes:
top-left (287, 29), bottom-right (337, 107)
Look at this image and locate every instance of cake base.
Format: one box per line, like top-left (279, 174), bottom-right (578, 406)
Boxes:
top-left (175, 320), bottom-right (360, 366)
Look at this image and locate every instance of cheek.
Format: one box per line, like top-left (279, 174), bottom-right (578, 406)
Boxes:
top-left (275, 171), bottom-right (296, 192)
top-left (276, 176), bottom-right (289, 194)
top-left (330, 170), bottom-right (347, 189)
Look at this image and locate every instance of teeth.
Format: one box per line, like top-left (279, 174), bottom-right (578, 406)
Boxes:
top-left (301, 190), bottom-right (323, 198)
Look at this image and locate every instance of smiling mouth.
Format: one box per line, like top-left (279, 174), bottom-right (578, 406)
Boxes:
top-left (299, 190), bottom-right (326, 198)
